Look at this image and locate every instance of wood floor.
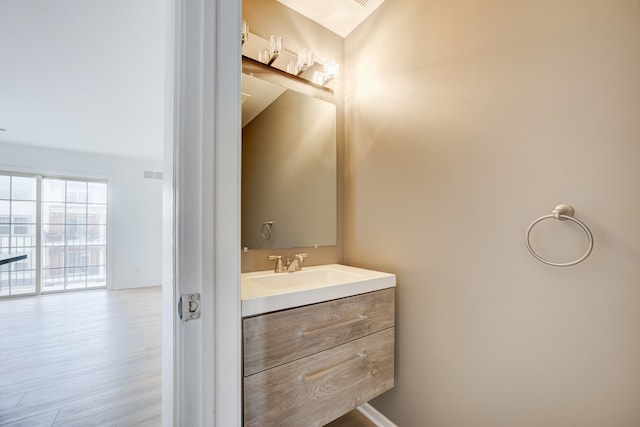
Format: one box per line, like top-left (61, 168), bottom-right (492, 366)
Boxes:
top-left (0, 287), bottom-right (162, 427)
top-left (0, 287), bottom-right (375, 427)
top-left (326, 410), bottom-right (376, 427)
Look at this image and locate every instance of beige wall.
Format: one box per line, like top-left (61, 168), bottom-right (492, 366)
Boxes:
top-left (345, 1), bottom-right (640, 426)
top-left (241, 0), bottom-right (346, 272)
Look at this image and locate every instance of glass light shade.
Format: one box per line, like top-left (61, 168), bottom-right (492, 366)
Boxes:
top-left (269, 35), bottom-right (283, 57)
top-left (324, 61), bottom-right (340, 79)
top-left (312, 71), bottom-right (326, 85)
top-left (297, 49), bottom-right (314, 71)
top-left (258, 49), bottom-right (270, 64)
top-left (286, 61), bottom-right (298, 75)
top-left (241, 19), bottom-right (249, 45)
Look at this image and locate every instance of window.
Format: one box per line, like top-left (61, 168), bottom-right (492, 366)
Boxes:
top-left (0, 216), bottom-right (9, 235)
top-left (0, 174), bottom-right (37, 296)
top-left (0, 172), bottom-right (108, 297)
top-left (13, 216), bottom-right (31, 235)
top-left (42, 178), bottom-right (108, 292)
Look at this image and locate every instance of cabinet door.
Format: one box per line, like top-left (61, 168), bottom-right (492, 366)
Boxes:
top-left (244, 327), bottom-right (394, 427)
top-left (243, 288), bottom-right (395, 376)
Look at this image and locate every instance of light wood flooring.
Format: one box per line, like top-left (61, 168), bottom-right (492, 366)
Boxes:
top-left (0, 287), bottom-right (374, 427)
top-left (0, 287), bottom-right (162, 427)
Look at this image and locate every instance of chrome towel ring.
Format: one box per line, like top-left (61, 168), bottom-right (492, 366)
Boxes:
top-left (525, 204), bottom-right (594, 267)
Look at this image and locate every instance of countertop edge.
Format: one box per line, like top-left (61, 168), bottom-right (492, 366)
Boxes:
top-left (241, 279), bottom-right (395, 317)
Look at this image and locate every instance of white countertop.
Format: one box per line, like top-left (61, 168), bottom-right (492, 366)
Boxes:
top-left (241, 264), bottom-right (396, 317)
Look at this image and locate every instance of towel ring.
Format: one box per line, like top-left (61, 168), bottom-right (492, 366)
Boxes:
top-left (261, 221), bottom-right (274, 240)
top-left (526, 204), bottom-right (594, 267)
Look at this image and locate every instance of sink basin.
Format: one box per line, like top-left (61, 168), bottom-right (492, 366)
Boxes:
top-left (245, 267), bottom-right (366, 289)
top-left (241, 264), bottom-right (395, 316)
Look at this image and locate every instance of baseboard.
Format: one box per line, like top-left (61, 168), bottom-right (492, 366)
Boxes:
top-left (357, 403), bottom-right (398, 427)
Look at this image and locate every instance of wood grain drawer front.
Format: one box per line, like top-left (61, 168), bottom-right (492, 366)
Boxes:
top-left (243, 288), bottom-right (394, 377)
top-left (243, 327), bottom-right (394, 427)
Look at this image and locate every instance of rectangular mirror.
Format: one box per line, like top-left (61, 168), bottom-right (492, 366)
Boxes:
top-left (241, 58), bottom-right (337, 249)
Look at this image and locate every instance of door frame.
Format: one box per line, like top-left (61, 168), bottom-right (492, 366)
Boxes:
top-left (163, 0), bottom-right (242, 425)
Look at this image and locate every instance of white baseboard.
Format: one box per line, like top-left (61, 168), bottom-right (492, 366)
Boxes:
top-left (357, 403), bottom-right (398, 427)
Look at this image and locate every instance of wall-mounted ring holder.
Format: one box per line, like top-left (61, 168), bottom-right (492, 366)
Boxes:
top-left (551, 204), bottom-right (574, 219)
top-left (261, 221), bottom-right (274, 240)
top-left (526, 204), bottom-right (594, 267)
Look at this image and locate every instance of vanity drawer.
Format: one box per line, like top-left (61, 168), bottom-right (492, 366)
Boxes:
top-left (243, 287), bottom-right (394, 376)
top-left (243, 327), bottom-right (394, 427)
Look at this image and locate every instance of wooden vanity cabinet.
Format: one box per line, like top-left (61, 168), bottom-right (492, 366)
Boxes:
top-left (242, 288), bottom-right (395, 427)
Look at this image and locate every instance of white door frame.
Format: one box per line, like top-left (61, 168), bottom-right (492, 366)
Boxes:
top-left (163, 0), bottom-right (242, 425)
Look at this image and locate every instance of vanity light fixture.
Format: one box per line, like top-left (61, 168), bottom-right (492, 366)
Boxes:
top-left (297, 48), bottom-right (314, 74)
top-left (242, 19), bottom-right (249, 45)
top-left (258, 49), bottom-right (271, 64)
top-left (324, 60), bottom-right (340, 80)
top-left (258, 35), bottom-right (284, 66)
top-left (312, 60), bottom-right (340, 86)
top-left (312, 71), bottom-right (326, 85)
top-left (269, 35), bottom-right (283, 61)
top-left (286, 60), bottom-right (298, 74)
top-left (243, 30), bottom-right (339, 88)
top-left (285, 48), bottom-right (314, 76)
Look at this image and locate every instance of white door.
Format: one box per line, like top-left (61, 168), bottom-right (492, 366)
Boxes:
top-left (164, 0), bottom-right (242, 426)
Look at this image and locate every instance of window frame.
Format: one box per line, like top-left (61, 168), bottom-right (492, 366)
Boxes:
top-left (0, 171), bottom-right (109, 298)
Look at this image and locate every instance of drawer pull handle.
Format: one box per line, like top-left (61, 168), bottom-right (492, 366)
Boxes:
top-left (302, 352), bottom-right (367, 383)
top-left (301, 315), bottom-right (368, 337)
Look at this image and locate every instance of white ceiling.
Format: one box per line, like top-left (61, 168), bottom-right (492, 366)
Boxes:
top-left (0, 0), bottom-right (381, 162)
top-left (277, 0), bottom-right (385, 37)
top-left (0, 0), bottom-right (166, 161)
top-left (241, 74), bottom-right (286, 128)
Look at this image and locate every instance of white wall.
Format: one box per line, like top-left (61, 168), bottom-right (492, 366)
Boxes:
top-left (0, 0), bottom-right (166, 160)
top-left (0, 142), bottom-right (163, 289)
top-left (346, 1), bottom-right (640, 426)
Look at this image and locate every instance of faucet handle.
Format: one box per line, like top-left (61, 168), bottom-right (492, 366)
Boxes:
top-left (268, 255), bottom-right (285, 273)
top-left (294, 253), bottom-right (307, 263)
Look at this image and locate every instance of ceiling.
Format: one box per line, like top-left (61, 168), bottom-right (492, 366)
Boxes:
top-left (241, 74), bottom-right (286, 128)
top-left (0, 0), bottom-right (382, 162)
top-left (0, 0), bottom-right (166, 161)
top-left (277, 0), bottom-right (384, 37)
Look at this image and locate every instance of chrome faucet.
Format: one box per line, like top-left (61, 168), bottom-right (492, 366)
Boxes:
top-left (286, 253), bottom-right (307, 272)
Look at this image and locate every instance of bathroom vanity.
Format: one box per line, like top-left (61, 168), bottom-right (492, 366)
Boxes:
top-left (241, 264), bottom-right (396, 426)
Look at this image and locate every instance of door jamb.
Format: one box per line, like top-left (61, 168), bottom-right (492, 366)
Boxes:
top-left (163, 0), bottom-right (242, 425)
